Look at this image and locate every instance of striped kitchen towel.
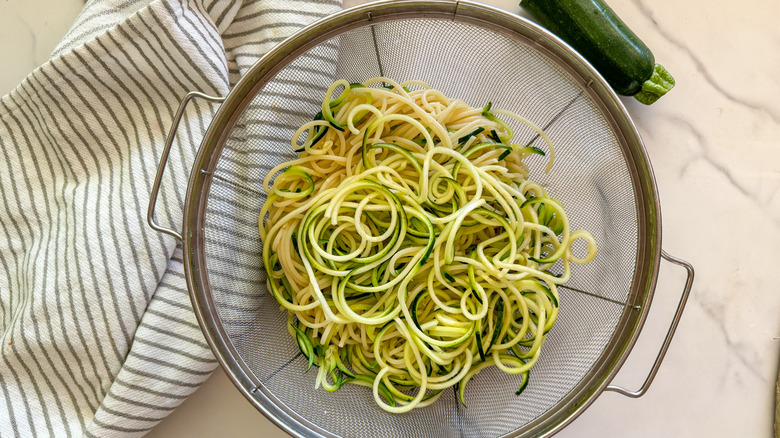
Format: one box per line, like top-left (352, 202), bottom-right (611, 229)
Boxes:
top-left (0, 0), bottom-right (341, 436)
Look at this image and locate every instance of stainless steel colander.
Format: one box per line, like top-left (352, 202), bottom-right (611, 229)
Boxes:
top-left (147, 1), bottom-right (694, 436)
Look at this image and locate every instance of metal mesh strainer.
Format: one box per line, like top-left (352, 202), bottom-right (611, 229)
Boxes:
top-left (148, 1), bottom-right (694, 437)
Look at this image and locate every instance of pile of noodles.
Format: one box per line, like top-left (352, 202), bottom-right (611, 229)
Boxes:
top-left (258, 77), bottom-right (597, 412)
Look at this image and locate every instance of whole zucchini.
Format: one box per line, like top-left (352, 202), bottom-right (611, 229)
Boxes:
top-left (520, 0), bottom-right (674, 105)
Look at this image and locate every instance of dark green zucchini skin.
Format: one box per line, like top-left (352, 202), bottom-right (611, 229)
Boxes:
top-left (521, 0), bottom-right (662, 98)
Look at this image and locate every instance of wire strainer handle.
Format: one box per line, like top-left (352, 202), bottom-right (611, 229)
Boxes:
top-left (147, 91), bottom-right (225, 241)
top-left (605, 250), bottom-right (694, 398)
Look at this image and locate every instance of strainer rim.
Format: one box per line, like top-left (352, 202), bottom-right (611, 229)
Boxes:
top-left (180, 1), bottom-right (662, 437)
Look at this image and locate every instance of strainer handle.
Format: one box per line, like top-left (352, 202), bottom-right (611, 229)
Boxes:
top-left (147, 91), bottom-right (225, 241)
top-left (605, 250), bottom-right (694, 398)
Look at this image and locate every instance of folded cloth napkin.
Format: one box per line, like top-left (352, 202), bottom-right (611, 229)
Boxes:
top-left (0, 0), bottom-right (341, 436)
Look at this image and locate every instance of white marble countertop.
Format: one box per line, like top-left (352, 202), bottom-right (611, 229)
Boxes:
top-left (2, 0), bottom-right (779, 436)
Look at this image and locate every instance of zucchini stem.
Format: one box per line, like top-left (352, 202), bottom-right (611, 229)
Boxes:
top-left (634, 63), bottom-right (675, 105)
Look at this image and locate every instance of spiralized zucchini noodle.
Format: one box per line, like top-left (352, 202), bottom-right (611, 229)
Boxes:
top-left (258, 77), bottom-right (597, 412)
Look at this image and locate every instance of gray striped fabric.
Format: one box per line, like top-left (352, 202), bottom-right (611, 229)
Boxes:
top-left (0, 0), bottom-right (341, 436)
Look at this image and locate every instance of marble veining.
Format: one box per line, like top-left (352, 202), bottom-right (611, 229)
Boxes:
top-left (634, 0), bottom-right (780, 123)
top-left (698, 295), bottom-right (765, 382)
top-left (668, 114), bottom-right (761, 203)
top-left (0, 12), bottom-right (38, 94)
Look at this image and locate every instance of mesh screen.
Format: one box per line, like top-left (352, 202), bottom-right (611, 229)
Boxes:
top-left (202, 17), bottom-right (638, 438)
